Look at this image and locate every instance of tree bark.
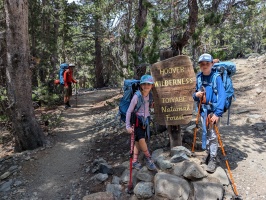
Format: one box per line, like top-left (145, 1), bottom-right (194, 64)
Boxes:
top-left (168, 125), bottom-right (182, 147)
top-left (0, 32), bottom-right (6, 87)
top-left (134, 0), bottom-right (148, 79)
top-left (4, 0), bottom-right (45, 152)
top-left (94, 15), bottom-right (105, 88)
top-left (171, 0), bottom-right (198, 55)
top-left (124, 0), bottom-right (133, 67)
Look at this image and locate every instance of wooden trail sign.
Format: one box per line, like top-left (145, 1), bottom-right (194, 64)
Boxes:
top-left (151, 55), bottom-right (196, 125)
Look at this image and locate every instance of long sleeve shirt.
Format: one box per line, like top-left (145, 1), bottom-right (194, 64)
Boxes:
top-left (193, 71), bottom-right (226, 117)
top-left (63, 69), bottom-right (77, 87)
top-left (126, 93), bottom-right (150, 129)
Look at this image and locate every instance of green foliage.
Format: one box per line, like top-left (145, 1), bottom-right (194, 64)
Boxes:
top-left (3, 0), bottom-right (266, 113)
top-left (40, 112), bottom-right (62, 129)
top-left (32, 85), bottom-right (61, 107)
top-left (210, 49), bottom-right (227, 60)
top-left (0, 87), bottom-right (8, 121)
top-left (204, 12), bottom-right (222, 26)
top-left (0, 88), bottom-right (7, 101)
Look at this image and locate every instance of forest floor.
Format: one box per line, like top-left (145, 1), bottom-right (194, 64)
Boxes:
top-left (0, 58), bottom-right (266, 200)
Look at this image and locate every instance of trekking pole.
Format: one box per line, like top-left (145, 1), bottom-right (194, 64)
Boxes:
top-left (227, 107), bottom-right (230, 125)
top-left (128, 125), bottom-right (135, 193)
top-left (75, 83), bottom-right (77, 107)
top-left (192, 86), bottom-right (205, 153)
top-left (192, 98), bottom-right (202, 153)
top-left (211, 114), bottom-right (241, 199)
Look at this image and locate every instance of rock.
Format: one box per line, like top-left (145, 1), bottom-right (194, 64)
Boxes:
top-left (90, 173), bottom-right (108, 182)
top-left (170, 153), bottom-right (189, 163)
top-left (182, 161), bottom-right (207, 180)
top-left (172, 162), bottom-right (185, 177)
top-left (0, 172), bottom-right (11, 180)
top-left (99, 163), bottom-right (113, 175)
top-left (186, 124), bottom-right (196, 133)
top-left (151, 149), bottom-right (164, 161)
top-left (172, 160), bottom-right (207, 180)
top-left (134, 182), bottom-right (153, 199)
top-left (207, 167), bottom-right (230, 186)
top-left (156, 156), bottom-right (173, 170)
top-left (111, 176), bottom-right (120, 184)
top-left (192, 181), bottom-right (224, 200)
top-left (106, 183), bottom-right (122, 198)
top-left (154, 172), bottom-right (190, 200)
top-left (171, 146), bottom-right (192, 157)
top-left (136, 166), bottom-right (153, 182)
top-left (120, 169), bottom-right (137, 185)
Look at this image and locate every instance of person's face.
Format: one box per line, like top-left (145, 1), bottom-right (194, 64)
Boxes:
top-left (141, 83), bottom-right (153, 92)
top-left (199, 61), bottom-right (213, 75)
top-left (69, 67), bottom-right (74, 71)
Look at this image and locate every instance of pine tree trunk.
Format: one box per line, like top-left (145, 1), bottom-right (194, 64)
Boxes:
top-left (171, 0), bottom-right (198, 55)
top-left (5, 0), bottom-right (45, 152)
top-left (134, 0), bottom-right (148, 79)
top-left (94, 15), bottom-right (104, 88)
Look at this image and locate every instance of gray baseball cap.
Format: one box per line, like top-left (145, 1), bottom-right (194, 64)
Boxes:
top-left (198, 53), bottom-right (213, 63)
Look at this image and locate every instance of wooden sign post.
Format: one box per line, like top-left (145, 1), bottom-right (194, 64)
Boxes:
top-left (151, 55), bottom-right (196, 145)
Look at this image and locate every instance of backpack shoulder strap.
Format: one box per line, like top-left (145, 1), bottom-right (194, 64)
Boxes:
top-left (148, 92), bottom-right (153, 107)
top-left (134, 90), bottom-right (143, 113)
top-left (211, 72), bottom-right (221, 94)
top-left (196, 72), bottom-right (203, 90)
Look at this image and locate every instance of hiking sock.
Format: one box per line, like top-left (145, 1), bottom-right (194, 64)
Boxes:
top-left (143, 150), bottom-right (151, 159)
top-left (133, 153), bottom-right (138, 163)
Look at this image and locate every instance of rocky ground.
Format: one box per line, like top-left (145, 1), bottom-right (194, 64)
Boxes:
top-left (0, 56), bottom-right (266, 200)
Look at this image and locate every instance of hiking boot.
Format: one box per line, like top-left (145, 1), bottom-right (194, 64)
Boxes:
top-left (146, 158), bottom-right (156, 171)
top-left (132, 162), bottom-right (142, 170)
top-left (201, 151), bottom-right (210, 164)
top-left (206, 157), bottom-right (217, 173)
top-left (65, 105), bottom-right (69, 109)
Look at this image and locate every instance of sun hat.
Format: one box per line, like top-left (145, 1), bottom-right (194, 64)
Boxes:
top-left (198, 53), bottom-right (213, 63)
top-left (140, 75), bottom-right (154, 84)
top-left (69, 63), bottom-right (75, 67)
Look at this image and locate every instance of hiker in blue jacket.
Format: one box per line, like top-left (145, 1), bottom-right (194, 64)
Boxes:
top-left (193, 53), bottom-right (226, 173)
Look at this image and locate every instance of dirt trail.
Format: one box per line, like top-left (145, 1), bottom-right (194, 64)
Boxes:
top-left (220, 58), bottom-right (266, 199)
top-left (8, 89), bottom-right (121, 200)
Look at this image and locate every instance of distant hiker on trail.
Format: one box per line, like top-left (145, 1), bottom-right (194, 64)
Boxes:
top-left (126, 74), bottom-right (156, 171)
top-left (193, 53), bottom-right (226, 173)
top-left (63, 63), bottom-right (77, 109)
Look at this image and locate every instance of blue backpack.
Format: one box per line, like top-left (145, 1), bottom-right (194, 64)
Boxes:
top-left (59, 63), bottom-right (69, 85)
top-left (197, 61), bottom-right (236, 124)
top-left (212, 61), bottom-right (236, 111)
top-left (118, 79), bottom-right (152, 123)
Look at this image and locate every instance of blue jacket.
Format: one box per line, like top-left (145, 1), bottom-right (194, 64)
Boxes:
top-left (193, 71), bottom-right (226, 117)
